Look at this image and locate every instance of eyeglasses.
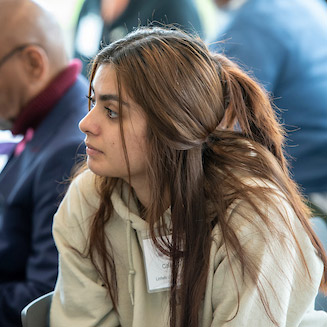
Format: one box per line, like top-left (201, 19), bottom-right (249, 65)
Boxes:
top-left (0, 44), bottom-right (40, 69)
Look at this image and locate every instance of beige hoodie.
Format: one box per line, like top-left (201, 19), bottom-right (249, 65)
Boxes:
top-left (50, 169), bottom-right (327, 327)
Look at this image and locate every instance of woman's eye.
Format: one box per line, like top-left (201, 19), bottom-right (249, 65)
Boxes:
top-left (105, 107), bottom-right (119, 119)
top-left (86, 95), bottom-right (96, 108)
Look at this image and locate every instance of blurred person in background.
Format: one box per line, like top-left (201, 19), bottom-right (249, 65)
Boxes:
top-left (0, 131), bottom-right (22, 173)
top-left (74, 0), bottom-right (204, 76)
top-left (210, 0), bottom-right (327, 218)
top-left (0, 0), bottom-right (88, 325)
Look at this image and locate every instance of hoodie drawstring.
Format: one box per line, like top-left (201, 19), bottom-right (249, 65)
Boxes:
top-left (126, 219), bottom-right (135, 306)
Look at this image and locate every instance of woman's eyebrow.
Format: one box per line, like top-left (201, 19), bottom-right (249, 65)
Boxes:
top-left (90, 86), bottom-right (129, 107)
top-left (99, 94), bottom-right (129, 107)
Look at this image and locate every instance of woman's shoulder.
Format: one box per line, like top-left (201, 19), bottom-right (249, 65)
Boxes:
top-left (66, 169), bottom-right (98, 200)
top-left (225, 176), bottom-right (298, 238)
top-left (53, 170), bottom-right (100, 240)
top-left (211, 176), bottom-right (313, 262)
top-left (56, 169), bottom-right (99, 221)
top-left (72, 168), bottom-right (97, 189)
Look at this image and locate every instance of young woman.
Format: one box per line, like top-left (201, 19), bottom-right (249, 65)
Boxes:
top-left (50, 27), bottom-right (327, 326)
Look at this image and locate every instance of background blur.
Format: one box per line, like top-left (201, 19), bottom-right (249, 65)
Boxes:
top-left (33, 0), bottom-right (223, 57)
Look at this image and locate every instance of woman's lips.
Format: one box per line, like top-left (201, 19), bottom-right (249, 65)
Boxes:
top-left (85, 143), bottom-right (103, 156)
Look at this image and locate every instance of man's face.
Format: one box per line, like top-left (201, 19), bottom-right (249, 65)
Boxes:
top-left (0, 41), bottom-right (30, 129)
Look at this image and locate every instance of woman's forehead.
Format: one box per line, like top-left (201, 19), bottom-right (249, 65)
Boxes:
top-left (92, 64), bottom-right (117, 91)
top-left (92, 63), bottom-right (144, 113)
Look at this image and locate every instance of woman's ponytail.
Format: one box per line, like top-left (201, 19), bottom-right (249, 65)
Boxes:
top-left (211, 54), bottom-right (287, 172)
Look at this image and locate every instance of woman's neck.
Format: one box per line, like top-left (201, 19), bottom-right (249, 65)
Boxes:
top-left (129, 177), bottom-right (170, 218)
top-left (127, 176), bottom-right (151, 209)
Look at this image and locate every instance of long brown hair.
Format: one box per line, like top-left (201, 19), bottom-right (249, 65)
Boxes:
top-left (82, 27), bottom-right (327, 327)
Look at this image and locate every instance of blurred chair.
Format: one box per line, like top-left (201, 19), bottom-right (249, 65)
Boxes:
top-left (311, 217), bottom-right (327, 311)
top-left (21, 291), bottom-right (53, 327)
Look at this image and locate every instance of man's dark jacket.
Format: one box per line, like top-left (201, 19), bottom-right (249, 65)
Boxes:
top-left (0, 75), bottom-right (88, 326)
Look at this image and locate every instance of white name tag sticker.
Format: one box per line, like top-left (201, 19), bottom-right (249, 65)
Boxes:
top-left (143, 237), bottom-right (172, 293)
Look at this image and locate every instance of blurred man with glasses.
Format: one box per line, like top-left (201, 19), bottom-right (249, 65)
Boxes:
top-left (0, 0), bottom-right (88, 325)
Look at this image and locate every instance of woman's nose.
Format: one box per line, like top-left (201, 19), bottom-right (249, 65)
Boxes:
top-left (79, 109), bottom-right (99, 135)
